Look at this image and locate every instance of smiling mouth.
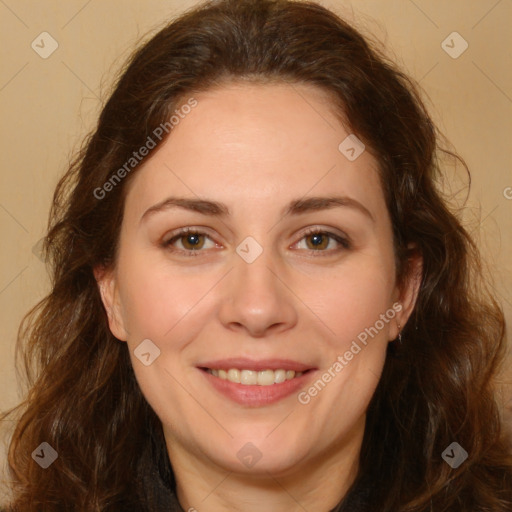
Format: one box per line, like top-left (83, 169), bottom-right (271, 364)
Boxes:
top-left (200, 367), bottom-right (310, 385)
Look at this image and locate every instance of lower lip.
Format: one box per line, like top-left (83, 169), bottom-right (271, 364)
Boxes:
top-left (199, 368), bottom-right (315, 407)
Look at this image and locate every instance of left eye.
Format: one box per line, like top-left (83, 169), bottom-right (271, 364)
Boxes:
top-left (294, 230), bottom-right (350, 252)
top-left (161, 228), bottom-right (350, 257)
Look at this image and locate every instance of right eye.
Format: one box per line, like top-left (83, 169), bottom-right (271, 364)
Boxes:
top-left (161, 227), bottom-right (220, 256)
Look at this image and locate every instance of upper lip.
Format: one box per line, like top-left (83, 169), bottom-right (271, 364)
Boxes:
top-left (198, 358), bottom-right (316, 372)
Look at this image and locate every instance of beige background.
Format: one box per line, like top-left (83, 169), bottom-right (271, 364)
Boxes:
top-left (1, 0), bottom-right (511, 501)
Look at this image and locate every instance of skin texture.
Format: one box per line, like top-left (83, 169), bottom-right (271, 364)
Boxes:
top-left (96, 82), bottom-right (421, 512)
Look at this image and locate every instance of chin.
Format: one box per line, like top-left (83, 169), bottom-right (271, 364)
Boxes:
top-left (205, 433), bottom-right (311, 476)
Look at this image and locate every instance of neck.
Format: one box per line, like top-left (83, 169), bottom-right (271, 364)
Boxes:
top-left (165, 419), bottom-right (364, 512)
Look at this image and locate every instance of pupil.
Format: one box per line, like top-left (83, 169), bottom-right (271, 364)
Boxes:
top-left (312, 234), bottom-right (323, 245)
top-left (188, 234), bottom-right (200, 245)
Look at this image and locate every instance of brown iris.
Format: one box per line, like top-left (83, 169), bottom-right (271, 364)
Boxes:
top-left (305, 232), bottom-right (329, 250)
top-left (180, 232), bottom-right (205, 250)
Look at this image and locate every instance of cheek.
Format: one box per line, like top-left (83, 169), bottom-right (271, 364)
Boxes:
top-left (115, 252), bottom-right (202, 342)
top-left (311, 257), bottom-right (396, 349)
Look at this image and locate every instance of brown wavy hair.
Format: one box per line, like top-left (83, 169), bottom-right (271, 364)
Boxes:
top-left (2, 0), bottom-right (511, 510)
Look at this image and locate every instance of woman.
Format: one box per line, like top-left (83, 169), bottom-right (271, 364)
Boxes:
top-left (2, 0), bottom-right (511, 510)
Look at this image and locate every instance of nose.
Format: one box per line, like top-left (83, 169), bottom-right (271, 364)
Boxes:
top-left (217, 246), bottom-right (299, 338)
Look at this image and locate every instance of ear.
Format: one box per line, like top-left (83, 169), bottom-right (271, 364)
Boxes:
top-left (389, 244), bottom-right (423, 340)
top-left (93, 265), bottom-right (129, 341)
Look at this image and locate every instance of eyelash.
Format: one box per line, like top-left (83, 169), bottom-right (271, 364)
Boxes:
top-left (161, 226), bottom-right (351, 258)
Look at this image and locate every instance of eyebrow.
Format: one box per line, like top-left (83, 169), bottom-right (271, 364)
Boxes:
top-left (140, 195), bottom-right (374, 224)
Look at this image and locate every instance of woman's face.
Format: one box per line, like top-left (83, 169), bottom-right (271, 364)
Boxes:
top-left (97, 82), bottom-right (415, 477)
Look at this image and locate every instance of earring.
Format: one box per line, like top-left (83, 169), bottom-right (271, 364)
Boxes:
top-left (397, 323), bottom-right (402, 344)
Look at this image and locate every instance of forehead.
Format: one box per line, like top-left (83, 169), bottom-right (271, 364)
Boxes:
top-left (124, 82), bottom-right (386, 223)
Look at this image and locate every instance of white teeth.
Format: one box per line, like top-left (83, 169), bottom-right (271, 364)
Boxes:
top-left (257, 370), bottom-right (275, 386)
top-left (206, 368), bottom-right (305, 385)
top-left (241, 370), bottom-right (258, 385)
top-left (227, 368), bottom-right (241, 383)
top-left (274, 369), bottom-right (286, 383)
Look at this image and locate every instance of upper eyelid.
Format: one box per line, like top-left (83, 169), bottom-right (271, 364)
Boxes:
top-left (163, 226), bottom-right (217, 244)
